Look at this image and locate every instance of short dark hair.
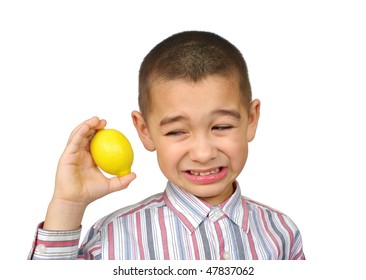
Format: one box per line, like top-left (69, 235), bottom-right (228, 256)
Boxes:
top-left (138, 31), bottom-right (252, 119)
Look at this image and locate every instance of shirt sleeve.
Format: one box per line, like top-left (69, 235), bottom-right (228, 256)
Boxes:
top-left (290, 228), bottom-right (306, 260)
top-left (281, 215), bottom-right (305, 260)
top-left (28, 222), bottom-right (81, 260)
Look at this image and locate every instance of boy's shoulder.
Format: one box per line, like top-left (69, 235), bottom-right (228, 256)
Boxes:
top-left (243, 195), bottom-right (299, 229)
top-left (92, 192), bottom-right (165, 230)
top-left (243, 196), bottom-right (283, 214)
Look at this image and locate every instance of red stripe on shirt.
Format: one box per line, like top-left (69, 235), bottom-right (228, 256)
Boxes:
top-left (158, 208), bottom-right (169, 260)
top-left (191, 232), bottom-right (200, 260)
top-left (38, 239), bottom-right (79, 247)
top-left (214, 222), bottom-right (225, 260)
top-left (108, 222), bottom-right (115, 259)
top-left (136, 212), bottom-right (145, 260)
top-left (247, 230), bottom-right (258, 260)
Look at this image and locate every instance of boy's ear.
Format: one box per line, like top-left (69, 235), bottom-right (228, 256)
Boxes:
top-left (131, 111), bottom-right (156, 151)
top-left (247, 99), bottom-right (261, 142)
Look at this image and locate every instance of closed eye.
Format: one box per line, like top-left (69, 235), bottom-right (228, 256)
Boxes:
top-left (165, 130), bottom-right (186, 136)
top-left (212, 125), bottom-right (233, 131)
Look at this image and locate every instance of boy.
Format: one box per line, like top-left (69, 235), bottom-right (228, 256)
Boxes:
top-left (29, 31), bottom-right (305, 260)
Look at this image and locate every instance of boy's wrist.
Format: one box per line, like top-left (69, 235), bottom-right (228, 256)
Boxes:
top-left (44, 198), bottom-right (87, 230)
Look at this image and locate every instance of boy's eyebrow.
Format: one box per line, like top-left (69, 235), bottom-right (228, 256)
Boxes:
top-left (159, 109), bottom-right (241, 127)
top-left (160, 115), bottom-right (188, 127)
top-left (212, 109), bottom-right (241, 119)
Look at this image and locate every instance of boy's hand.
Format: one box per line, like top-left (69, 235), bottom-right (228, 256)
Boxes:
top-left (43, 117), bottom-right (136, 230)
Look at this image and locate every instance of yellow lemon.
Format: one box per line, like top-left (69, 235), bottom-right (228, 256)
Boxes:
top-left (90, 129), bottom-right (134, 176)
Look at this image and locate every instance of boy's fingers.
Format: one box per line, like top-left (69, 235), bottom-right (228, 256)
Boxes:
top-left (67, 117), bottom-right (106, 144)
top-left (108, 172), bottom-right (137, 193)
top-left (64, 117), bottom-right (106, 154)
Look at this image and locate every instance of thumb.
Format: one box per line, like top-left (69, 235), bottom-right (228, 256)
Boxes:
top-left (108, 172), bottom-right (137, 193)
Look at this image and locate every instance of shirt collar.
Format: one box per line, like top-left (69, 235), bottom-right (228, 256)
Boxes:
top-left (163, 181), bottom-right (249, 234)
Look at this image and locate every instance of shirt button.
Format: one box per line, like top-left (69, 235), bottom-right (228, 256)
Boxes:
top-left (223, 251), bottom-right (231, 260)
top-left (35, 244), bottom-right (46, 254)
top-left (214, 210), bottom-right (221, 217)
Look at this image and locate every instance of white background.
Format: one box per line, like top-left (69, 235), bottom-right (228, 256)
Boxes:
top-left (1, 0), bottom-right (365, 278)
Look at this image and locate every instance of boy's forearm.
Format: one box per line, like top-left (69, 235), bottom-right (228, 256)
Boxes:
top-left (43, 199), bottom-right (87, 230)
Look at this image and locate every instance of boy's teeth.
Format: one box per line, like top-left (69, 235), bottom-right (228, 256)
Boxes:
top-left (189, 168), bottom-right (220, 176)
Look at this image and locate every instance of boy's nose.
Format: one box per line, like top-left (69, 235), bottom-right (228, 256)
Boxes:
top-left (189, 135), bottom-right (217, 163)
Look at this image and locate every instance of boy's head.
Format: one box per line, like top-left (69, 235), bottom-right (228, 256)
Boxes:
top-left (138, 30), bottom-right (252, 121)
top-left (133, 31), bottom-right (260, 206)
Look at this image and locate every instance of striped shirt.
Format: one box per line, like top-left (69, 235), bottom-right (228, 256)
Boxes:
top-left (29, 181), bottom-right (305, 260)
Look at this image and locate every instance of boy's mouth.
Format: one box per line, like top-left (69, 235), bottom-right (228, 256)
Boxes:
top-left (183, 167), bottom-right (228, 184)
top-left (187, 167), bottom-right (221, 176)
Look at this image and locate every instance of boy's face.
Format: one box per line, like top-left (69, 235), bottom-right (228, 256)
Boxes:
top-left (133, 75), bottom-right (260, 205)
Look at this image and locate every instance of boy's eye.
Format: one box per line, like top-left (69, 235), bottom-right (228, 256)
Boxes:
top-left (165, 130), bottom-right (185, 136)
top-left (212, 125), bottom-right (233, 131)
